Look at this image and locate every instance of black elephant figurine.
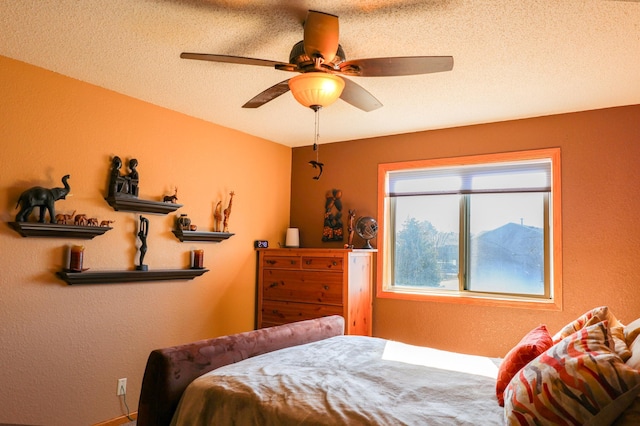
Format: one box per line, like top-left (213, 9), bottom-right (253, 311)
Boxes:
top-left (15, 175), bottom-right (71, 223)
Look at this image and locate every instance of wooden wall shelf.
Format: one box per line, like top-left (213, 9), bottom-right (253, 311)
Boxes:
top-left (56, 268), bottom-right (208, 285)
top-left (9, 222), bottom-right (112, 239)
top-left (172, 229), bottom-right (234, 242)
top-left (105, 196), bottom-right (182, 214)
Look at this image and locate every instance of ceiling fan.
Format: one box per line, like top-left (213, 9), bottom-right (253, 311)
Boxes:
top-left (180, 10), bottom-right (453, 112)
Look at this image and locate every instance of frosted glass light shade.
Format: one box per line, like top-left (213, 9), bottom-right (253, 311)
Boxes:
top-left (288, 73), bottom-right (345, 108)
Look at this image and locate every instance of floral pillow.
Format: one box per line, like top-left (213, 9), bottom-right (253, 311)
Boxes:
top-left (552, 306), bottom-right (620, 343)
top-left (495, 324), bottom-right (553, 407)
top-left (552, 305), bottom-right (631, 361)
top-left (504, 321), bottom-right (640, 425)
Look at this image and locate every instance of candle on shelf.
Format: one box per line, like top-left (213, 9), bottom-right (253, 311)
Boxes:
top-left (70, 245), bottom-right (84, 272)
top-left (192, 249), bottom-right (204, 269)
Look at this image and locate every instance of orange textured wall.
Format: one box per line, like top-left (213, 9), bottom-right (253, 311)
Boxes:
top-left (0, 56), bottom-right (291, 425)
top-left (291, 104), bottom-right (640, 357)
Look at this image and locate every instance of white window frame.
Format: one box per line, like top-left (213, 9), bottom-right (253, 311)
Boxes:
top-left (376, 148), bottom-right (562, 311)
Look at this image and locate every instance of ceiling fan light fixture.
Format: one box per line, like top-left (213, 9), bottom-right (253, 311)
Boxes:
top-left (288, 73), bottom-right (345, 109)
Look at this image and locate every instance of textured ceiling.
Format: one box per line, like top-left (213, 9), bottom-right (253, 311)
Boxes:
top-left (1, 1), bottom-right (639, 147)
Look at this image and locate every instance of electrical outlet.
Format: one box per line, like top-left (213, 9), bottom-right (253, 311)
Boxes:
top-left (117, 378), bottom-right (127, 396)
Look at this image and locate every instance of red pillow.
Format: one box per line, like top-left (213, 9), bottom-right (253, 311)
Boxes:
top-left (495, 324), bottom-right (553, 406)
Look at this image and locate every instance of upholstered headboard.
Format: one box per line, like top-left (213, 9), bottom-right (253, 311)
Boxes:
top-left (137, 315), bottom-right (345, 426)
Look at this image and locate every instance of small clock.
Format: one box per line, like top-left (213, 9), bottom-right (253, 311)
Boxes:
top-left (254, 240), bottom-right (269, 249)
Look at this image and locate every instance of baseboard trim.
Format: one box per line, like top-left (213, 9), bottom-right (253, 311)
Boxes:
top-left (92, 412), bottom-right (137, 426)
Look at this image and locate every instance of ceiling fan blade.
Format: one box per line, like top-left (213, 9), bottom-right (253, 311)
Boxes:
top-left (181, 52), bottom-right (292, 68)
top-left (339, 78), bottom-right (383, 112)
top-left (242, 80), bottom-right (291, 108)
top-left (303, 10), bottom-right (339, 63)
top-left (339, 56), bottom-right (454, 77)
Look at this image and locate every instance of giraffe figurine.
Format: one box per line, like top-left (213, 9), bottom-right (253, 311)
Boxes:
top-left (213, 201), bottom-right (223, 232)
top-left (222, 191), bottom-right (235, 233)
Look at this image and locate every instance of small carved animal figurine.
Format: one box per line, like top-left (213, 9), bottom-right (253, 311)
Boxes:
top-left (55, 210), bottom-right (76, 225)
top-left (213, 201), bottom-right (222, 232)
top-left (74, 214), bottom-right (88, 226)
top-left (309, 160), bottom-right (324, 180)
top-left (163, 187), bottom-right (178, 203)
top-left (15, 175), bottom-right (71, 223)
top-left (100, 220), bottom-right (115, 227)
top-left (223, 191), bottom-right (235, 233)
top-left (87, 218), bottom-right (99, 227)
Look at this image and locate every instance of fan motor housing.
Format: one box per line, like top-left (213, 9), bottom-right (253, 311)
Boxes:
top-left (289, 40), bottom-right (345, 71)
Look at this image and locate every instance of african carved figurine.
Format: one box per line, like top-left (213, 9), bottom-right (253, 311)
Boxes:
top-left (15, 175), bottom-right (71, 223)
top-left (322, 189), bottom-right (343, 242)
top-left (109, 156), bottom-right (126, 196)
top-left (128, 158), bottom-right (139, 197)
top-left (136, 215), bottom-right (149, 271)
top-left (223, 191), bottom-right (235, 233)
top-left (346, 209), bottom-right (356, 248)
top-left (109, 156), bottom-right (140, 197)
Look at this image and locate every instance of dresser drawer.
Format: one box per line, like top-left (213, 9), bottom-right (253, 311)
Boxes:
top-left (262, 256), bottom-right (300, 269)
top-left (300, 256), bottom-right (343, 271)
top-left (262, 269), bottom-right (343, 305)
top-left (261, 300), bottom-right (343, 325)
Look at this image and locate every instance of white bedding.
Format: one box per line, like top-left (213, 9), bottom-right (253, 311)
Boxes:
top-left (171, 335), bottom-right (504, 425)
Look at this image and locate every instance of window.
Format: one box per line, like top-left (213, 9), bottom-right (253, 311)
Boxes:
top-left (377, 149), bottom-right (562, 310)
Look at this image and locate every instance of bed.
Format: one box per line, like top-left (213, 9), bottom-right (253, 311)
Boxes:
top-left (137, 309), bottom-right (640, 425)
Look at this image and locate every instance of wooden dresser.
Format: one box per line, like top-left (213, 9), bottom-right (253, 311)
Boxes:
top-left (256, 248), bottom-right (375, 336)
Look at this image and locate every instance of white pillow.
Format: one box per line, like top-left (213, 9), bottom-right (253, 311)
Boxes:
top-left (627, 330), bottom-right (640, 370)
top-left (625, 317), bottom-right (640, 347)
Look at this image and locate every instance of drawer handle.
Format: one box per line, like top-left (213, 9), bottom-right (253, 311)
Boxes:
top-left (332, 261), bottom-right (337, 266)
top-left (269, 282), bottom-right (279, 288)
top-left (290, 260), bottom-right (296, 265)
top-left (266, 260), bottom-right (276, 265)
top-left (323, 285), bottom-right (330, 290)
top-left (305, 260), bottom-right (312, 265)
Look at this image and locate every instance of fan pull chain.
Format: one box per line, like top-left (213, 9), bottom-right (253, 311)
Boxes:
top-left (308, 105), bottom-right (324, 180)
top-left (314, 106), bottom-right (320, 162)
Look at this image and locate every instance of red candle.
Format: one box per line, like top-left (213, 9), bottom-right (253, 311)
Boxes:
top-left (70, 245), bottom-right (84, 271)
top-left (193, 249), bottom-right (204, 269)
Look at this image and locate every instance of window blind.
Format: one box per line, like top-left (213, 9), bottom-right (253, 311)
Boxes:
top-left (387, 159), bottom-right (551, 196)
